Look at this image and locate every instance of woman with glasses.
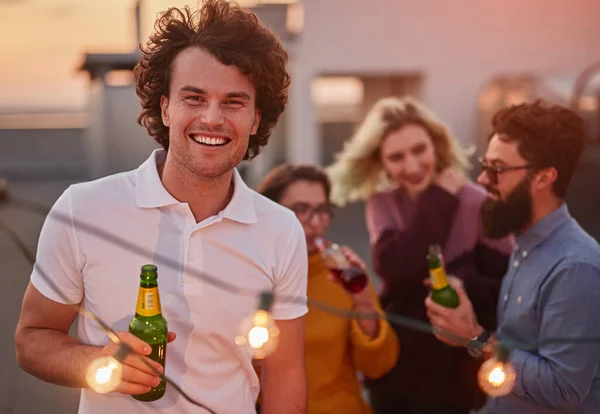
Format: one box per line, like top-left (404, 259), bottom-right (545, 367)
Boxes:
top-left (326, 96), bottom-right (514, 414)
top-left (256, 163), bottom-right (399, 414)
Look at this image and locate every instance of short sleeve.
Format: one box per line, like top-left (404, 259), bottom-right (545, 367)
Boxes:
top-left (30, 187), bottom-right (84, 305)
top-left (270, 216), bottom-right (308, 320)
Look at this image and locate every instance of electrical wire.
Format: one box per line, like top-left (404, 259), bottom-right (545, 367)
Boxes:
top-left (6, 193), bottom-right (600, 409)
top-left (11, 195), bottom-right (593, 351)
top-left (9, 195), bottom-right (472, 346)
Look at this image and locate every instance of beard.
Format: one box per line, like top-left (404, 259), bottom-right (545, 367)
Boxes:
top-left (481, 176), bottom-right (533, 239)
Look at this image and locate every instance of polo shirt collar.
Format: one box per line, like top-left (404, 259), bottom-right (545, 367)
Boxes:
top-left (135, 149), bottom-right (257, 224)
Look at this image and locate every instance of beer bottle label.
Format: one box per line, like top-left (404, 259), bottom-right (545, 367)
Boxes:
top-left (136, 287), bottom-right (161, 317)
top-left (430, 267), bottom-right (449, 290)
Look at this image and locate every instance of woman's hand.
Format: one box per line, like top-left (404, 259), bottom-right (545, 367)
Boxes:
top-left (434, 168), bottom-right (467, 195)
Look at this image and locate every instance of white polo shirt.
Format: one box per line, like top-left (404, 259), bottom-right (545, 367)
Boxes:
top-left (31, 149), bottom-right (308, 414)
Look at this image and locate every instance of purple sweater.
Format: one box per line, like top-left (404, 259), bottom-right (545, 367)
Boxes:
top-left (364, 182), bottom-right (514, 409)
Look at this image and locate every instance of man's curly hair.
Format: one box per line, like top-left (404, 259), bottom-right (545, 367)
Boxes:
top-left (134, 0), bottom-right (291, 160)
top-left (490, 99), bottom-right (587, 198)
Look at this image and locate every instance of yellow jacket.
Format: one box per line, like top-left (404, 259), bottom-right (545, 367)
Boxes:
top-left (256, 254), bottom-right (399, 413)
top-left (302, 253), bottom-right (399, 413)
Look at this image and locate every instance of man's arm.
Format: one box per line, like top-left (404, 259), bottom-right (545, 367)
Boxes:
top-left (15, 283), bottom-right (100, 387)
top-left (260, 316), bottom-right (307, 413)
top-left (15, 283), bottom-right (163, 394)
top-left (260, 216), bottom-right (308, 412)
top-left (15, 188), bottom-right (162, 394)
top-left (509, 263), bottom-right (600, 410)
top-left (14, 187), bottom-right (106, 387)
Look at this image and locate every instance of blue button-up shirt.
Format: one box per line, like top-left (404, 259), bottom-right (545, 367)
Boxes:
top-left (487, 204), bottom-right (600, 414)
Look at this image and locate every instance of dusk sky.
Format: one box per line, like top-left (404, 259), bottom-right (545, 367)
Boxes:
top-left (0, 0), bottom-right (269, 113)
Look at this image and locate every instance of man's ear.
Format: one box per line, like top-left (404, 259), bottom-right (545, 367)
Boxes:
top-left (533, 167), bottom-right (558, 192)
top-left (250, 109), bottom-right (261, 135)
top-left (160, 96), bottom-right (170, 127)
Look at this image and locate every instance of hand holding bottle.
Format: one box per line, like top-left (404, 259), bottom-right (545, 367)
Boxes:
top-left (99, 330), bottom-right (176, 395)
top-left (425, 277), bottom-right (482, 347)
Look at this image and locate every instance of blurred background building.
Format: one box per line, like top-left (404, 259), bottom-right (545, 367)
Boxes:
top-left (1, 0), bottom-right (600, 412)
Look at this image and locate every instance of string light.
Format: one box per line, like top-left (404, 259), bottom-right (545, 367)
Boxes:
top-left (478, 343), bottom-right (516, 397)
top-left (6, 192), bottom-right (600, 402)
top-left (235, 292), bottom-right (279, 359)
top-left (86, 357), bottom-right (123, 394)
top-left (86, 343), bottom-right (132, 394)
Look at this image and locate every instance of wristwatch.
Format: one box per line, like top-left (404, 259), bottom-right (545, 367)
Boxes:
top-left (467, 330), bottom-right (491, 358)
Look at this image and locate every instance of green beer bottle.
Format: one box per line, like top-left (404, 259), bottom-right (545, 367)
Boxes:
top-left (427, 245), bottom-right (459, 308)
top-left (129, 264), bottom-right (168, 401)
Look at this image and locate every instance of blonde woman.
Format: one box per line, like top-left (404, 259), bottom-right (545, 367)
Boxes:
top-left (327, 97), bottom-right (514, 414)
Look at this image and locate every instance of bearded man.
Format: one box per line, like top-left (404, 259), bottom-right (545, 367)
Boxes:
top-left (425, 100), bottom-right (600, 414)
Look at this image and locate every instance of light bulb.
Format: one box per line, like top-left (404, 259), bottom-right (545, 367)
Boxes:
top-left (248, 325), bottom-right (270, 348)
top-left (478, 357), bottom-right (516, 397)
top-left (236, 309), bottom-right (279, 359)
top-left (86, 356), bottom-right (123, 394)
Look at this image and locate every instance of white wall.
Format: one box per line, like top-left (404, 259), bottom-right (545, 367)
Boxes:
top-left (287, 0), bottom-right (600, 164)
top-left (85, 83), bottom-right (159, 178)
top-left (103, 85), bottom-right (160, 175)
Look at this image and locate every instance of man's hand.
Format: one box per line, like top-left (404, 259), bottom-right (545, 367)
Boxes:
top-left (424, 276), bottom-right (482, 347)
top-left (102, 331), bottom-right (176, 395)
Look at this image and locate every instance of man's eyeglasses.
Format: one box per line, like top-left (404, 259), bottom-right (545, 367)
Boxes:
top-left (478, 157), bottom-right (533, 184)
top-left (289, 202), bottom-right (334, 223)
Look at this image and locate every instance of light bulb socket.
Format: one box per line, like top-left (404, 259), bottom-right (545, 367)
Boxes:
top-left (258, 292), bottom-right (274, 312)
top-left (494, 342), bottom-right (511, 363)
top-left (113, 343), bottom-right (133, 363)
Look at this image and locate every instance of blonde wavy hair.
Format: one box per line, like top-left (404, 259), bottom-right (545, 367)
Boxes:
top-left (326, 96), bottom-right (472, 206)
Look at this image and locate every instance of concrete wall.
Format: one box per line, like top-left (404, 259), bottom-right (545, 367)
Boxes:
top-left (0, 128), bottom-right (86, 180)
top-left (85, 81), bottom-right (160, 179)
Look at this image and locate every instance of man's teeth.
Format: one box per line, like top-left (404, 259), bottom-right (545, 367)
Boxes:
top-left (191, 135), bottom-right (228, 145)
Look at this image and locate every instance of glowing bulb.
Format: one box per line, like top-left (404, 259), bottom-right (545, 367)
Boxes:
top-left (86, 356), bottom-right (123, 394)
top-left (248, 325), bottom-right (269, 348)
top-left (236, 293), bottom-right (279, 359)
top-left (488, 367), bottom-right (505, 385)
top-left (478, 357), bottom-right (516, 397)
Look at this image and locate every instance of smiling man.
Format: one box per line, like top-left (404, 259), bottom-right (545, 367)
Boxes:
top-left (15, 2), bottom-right (307, 414)
top-left (425, 100), bottom-right (600, 413)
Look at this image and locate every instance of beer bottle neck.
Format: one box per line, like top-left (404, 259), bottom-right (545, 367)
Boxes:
top-left (135, 284), bottom-right (162, 317)
top-left (136, 265), bottom-right (161, 317)
top-left (427, 253), bottom-right (442, 269)
top-left (429, 262), bottom-right (449, 290)
top-left (140, 265), bottom-right (158, 285)
top-left (139, 277), bottom-right (158, 289)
